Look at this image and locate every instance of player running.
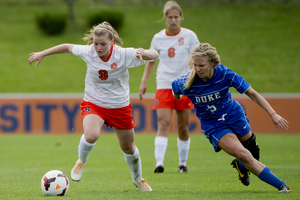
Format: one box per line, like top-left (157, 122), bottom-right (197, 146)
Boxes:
top-left (28, 21), bottom-right (159, 191)
top-left (172, 43), bottom-right (291, 193)
top-left (139, 1), bottom-right (200, 173)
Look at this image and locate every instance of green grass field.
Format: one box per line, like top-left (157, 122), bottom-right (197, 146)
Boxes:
top-left (0, 1), bottom-right (299, 199)
top-left (0, 134), bottom-right (299, 199)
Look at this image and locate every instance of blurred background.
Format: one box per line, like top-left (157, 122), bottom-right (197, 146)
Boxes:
top-left (0, 0), bottom-right (299, 93)
top-left (0, 0), bottom-right (299, 133)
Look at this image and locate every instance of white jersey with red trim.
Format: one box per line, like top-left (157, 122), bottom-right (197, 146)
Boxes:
top-left (72, 44), bottom-right (145, 108)
top-left (150, 27), bottom-right (200, 89)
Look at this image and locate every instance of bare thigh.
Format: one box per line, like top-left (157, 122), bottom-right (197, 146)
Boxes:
top-left (114, 127), bottom-right (136, 154)
top-left (83, 114), bottom-right (104, 143)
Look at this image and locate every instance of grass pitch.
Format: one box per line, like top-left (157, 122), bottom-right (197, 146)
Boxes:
top-left (0, 134), bottom-right (299, 199)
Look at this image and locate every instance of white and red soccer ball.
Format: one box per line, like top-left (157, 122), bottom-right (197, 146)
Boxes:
top-left (41, 170), bottom-right (69, 196)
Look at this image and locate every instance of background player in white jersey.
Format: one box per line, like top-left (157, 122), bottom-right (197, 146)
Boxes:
top-left (139, 1), bottom-right (200, 173)
top-left (28, 21), bottom-right (159, 191)
top-left (172, 43), bottom-right (291, 193)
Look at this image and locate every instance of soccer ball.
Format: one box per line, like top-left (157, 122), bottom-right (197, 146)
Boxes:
top-left (40, 170), bottom-right (69, 196)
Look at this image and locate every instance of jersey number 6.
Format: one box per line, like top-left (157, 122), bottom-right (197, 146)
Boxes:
top-left (98, 70), bottom-right (108, 80)
top-left (168, 47), bottom-right (175, 58)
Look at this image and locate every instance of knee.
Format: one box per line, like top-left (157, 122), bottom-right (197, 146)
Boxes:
top-left (158, 119), bottom-right (171, 131)
top-left (84, 130), bottom-right (99, 143)
top-left (242, 133), bottom-right (260, 160)
top-left (177, 124), bottom-right (189, 136)
top-left (236, 150), bottom-right (253, 164)
top-left (122, 146), bottom-right (135, 154)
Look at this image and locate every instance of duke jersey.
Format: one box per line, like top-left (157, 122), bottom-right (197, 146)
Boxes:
top-left (150, 27), bottom-right (200, 89)
top-left (172, 64), bottom-right (250, 124)
top-left (72, 44), bottom-right (145, 109)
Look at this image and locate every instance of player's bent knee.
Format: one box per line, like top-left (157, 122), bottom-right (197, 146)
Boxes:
top-left (84, 132), bottom-right (99, 143)
top-left (121, 146), bottom-right (135, 154)
top-left (242, 133), bottom-right (260, 160)
top-left (178, 126), bottom-right (189, 136)
top-left (236, 151), bottom-right (252, 164)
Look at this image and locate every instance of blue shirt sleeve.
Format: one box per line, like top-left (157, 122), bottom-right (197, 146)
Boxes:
top-left (172, 79), bottom-right (182, 95)
top-left (230, 72), bottom-right (250, 94)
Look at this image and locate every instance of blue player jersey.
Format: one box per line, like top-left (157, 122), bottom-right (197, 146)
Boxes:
top-left (172, 64), bottom-right (250, 125)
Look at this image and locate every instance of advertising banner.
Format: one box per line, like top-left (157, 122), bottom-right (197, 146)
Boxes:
top-left (0, 94), bottom-right (299, 134)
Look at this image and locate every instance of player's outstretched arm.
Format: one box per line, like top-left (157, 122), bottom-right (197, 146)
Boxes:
top-left (139, 60), bottom-right (156, 100)
top-left (135, 48), bottom-right (159, 61)
top-left (28, 43), bottom-right (75, 67)
top-left (245, 86), bottom-right (289, 130)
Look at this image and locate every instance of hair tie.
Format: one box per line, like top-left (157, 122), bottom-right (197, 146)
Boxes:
top-left (93, 27), bottom-right (113, 35)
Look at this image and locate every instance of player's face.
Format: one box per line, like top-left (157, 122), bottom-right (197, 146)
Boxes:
top-left (193, 56), bottom-right (215, 82)
top-left (93, 35), bottom-right (114, 60)
top-left (165, 9), bottom-right (181, 33)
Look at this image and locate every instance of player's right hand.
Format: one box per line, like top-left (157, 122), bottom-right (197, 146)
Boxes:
top-left (28, 52), bottom-right (44, 67)
top-left (139, 82), bottom-right (147, 100)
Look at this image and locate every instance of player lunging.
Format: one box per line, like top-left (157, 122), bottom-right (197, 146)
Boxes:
top-left (172, 43), bottom-right (291, 193)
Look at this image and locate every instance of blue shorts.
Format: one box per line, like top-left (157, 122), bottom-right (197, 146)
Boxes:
top-left (201, 103), bottom-right (251, 152)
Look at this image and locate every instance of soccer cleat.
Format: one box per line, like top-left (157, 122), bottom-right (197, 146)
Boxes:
top-left (154, 165), bottom-right (164, 173)
top-left (231, 158), bottom-right (250, 186)
top-left (71, 160), bottom-right (85, 181)
top-left (133, 178), bottom-right (153, 191)
top-left (277, 184), bottom-right (291, 193)
top-left (178, 165), bottom-right (188, 173)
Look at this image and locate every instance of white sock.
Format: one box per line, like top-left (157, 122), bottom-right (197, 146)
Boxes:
top-left (154, 136), bottom-right (168, 167)
top-left (124, 146), bottom-right (142, 182)
top-left (78, 134), bottom-right (95, 163)
top-left (177, 137), bottom-right (190, 166)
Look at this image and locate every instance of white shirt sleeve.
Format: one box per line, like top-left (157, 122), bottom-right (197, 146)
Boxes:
top-left (72, 45), bottom-right (90, 62)
top-left (124, 48), bottom-right (146, 68)
top-left (189, 31), bottom-right (200, 53)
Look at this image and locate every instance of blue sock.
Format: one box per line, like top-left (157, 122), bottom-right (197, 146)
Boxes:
top-left (258, 167), bottom-right (285, 188)
top-left (238, 160), bottom-right (248, 172)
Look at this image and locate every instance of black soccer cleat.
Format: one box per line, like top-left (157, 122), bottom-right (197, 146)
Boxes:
top-left (278, 184), bottom-right (291, 193)
top-left (154, 165), bottom-right (164, 173)
top-left (178, 165), bottom-right (188, 173)
top-left (231, 158), bottom-right (250, 186)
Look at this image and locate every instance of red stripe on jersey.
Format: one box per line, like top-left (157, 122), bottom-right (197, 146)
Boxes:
top-left (99, 45), bottom-right (114, 62)
top-left (165, 27), bottom-right (181, 36)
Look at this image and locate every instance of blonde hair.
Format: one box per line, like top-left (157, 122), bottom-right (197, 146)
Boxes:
top-left (82, 21), bottom-right (123, 45)
top-left (184, 43), bottom-right (221, 90)
top-left (163, 1), bottom-right (183, 20)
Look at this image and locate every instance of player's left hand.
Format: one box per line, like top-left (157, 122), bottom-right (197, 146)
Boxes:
top-left (271, 113), bottom-right (289, 130)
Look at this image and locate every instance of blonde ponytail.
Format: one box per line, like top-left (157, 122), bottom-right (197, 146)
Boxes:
top-left (83, 21), bottom-right (123, 45)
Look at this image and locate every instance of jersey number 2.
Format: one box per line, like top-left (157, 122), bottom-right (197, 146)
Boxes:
top-left (98, 70), bottom-right (108, 80)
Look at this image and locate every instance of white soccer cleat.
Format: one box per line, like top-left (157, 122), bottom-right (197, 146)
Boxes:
top-left (71, 160), bottom-right (85, 181)
top-left (133, 178), bottom-right (152, 191)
